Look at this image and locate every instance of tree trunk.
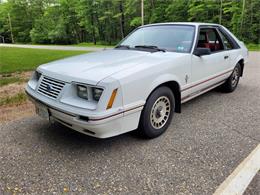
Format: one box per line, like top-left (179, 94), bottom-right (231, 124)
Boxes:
top-left (90, 12), bottom-right (96, 45)
top-left (119, 1), bottom-right (125, 39)
top-left (219, 0), bottom-right (222, 24)
top-left (240, 0), bottom-right (246, 35)
top-left (8, 13), bottom-right (14, 43)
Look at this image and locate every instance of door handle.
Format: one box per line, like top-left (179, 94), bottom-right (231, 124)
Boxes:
top-left (224, 56), bottom-right (229, 59)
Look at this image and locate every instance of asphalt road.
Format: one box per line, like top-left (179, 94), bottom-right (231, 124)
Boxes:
top-left (0, 52), bottom-right (259, 194)
top-left (244, 171), bottom-right (259, 195)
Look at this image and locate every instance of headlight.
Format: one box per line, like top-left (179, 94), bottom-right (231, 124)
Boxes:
top-left (28, 71), bottom-right (41, 90)
top-left (76, 85), bottom-right (103, 102)
top-left (35, 71), bottom-right (42, 81)
top-left (92, 88), bottom-right (103, 101)
top-left (77, 85), bottom-right (88, 100)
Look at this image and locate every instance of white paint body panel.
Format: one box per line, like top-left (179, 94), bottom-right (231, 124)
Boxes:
top-left (26, 22), bottom-right (248, 138)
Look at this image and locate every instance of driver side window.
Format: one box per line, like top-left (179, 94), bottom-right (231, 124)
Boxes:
top-left (197, 28), bottom-right (224, 52)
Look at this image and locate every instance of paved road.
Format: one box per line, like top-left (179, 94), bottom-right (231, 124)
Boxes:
top-left (0, 52), bottom-right (259, 194)
top-left (244, 171), bottom-right (259, 195)
top-left (0, 43), bottom-right (109, 51)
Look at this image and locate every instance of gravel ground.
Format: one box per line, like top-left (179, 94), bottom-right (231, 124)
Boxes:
top-left (0, 52), bottom-right (259, 194)
top-left (244, 171), bottom-right (259, 195)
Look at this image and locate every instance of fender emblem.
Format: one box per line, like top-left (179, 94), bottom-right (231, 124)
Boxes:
top-left (185, 75), bottom-right (189, 83)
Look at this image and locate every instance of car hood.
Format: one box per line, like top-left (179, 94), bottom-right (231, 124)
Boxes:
top-left (38, 49), bottom-right (184, 85)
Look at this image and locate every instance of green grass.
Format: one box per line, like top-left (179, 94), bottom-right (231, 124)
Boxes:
top-left (246, 44), bottom-right (260, 51)
top-left (15, 42), bottom-right (114, 47)
top-left (0, 47), bottom-right (88, 74)
top-left (24, 42), bottom-right (115, 47)
top-left (0, 77), bottom-right (28, 87)
top-left (0, 92), bottom-right (27, 106)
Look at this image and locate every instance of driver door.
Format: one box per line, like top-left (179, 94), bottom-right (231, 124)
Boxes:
top-left (189, 27), bottom-right (231, 95)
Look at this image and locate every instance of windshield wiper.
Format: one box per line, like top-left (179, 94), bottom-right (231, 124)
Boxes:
top-left (134, 45), bottom-right (166, 52)
top-left (115, 45), bottom-right (131, 49)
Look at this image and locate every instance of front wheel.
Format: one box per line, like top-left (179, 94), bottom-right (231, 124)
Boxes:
top-left (220, 64), bottom-right (241, 93)
top-left (139, 86), bottom-right (175, 139)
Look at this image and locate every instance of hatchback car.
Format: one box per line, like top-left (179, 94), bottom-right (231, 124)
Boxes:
top-left (26, 22), bottom-right (248, 138)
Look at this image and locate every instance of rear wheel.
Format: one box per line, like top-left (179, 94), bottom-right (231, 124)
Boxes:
top-left (220, 64), bottom-right (241, 93)
top-left (139, 86), bottom-right (175, 139)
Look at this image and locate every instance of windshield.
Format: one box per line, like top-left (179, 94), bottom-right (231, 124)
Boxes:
top-left (118, 25), bottom-right (195, 53)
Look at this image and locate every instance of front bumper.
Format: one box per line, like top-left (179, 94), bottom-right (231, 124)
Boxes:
top-left (26, 86), bottom-right (143, 138)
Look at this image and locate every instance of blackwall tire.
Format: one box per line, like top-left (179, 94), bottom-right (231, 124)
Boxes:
top-left (220, 64), bottom-right (241, 93)
top-left (139, 86), bottom-right (175, 139)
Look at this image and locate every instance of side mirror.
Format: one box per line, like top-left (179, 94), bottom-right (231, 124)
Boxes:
top-left (194, 48), bottom-right (211, 56)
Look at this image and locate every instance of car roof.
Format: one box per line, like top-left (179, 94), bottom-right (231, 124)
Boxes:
top-left (142, 22), bottom-right (221, 27)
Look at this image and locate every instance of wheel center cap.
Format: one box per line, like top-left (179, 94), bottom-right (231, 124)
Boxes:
top-left (155, 106), bottom-right (163, 118)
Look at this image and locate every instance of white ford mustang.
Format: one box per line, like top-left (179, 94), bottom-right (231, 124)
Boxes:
top-left (26, 22), bottom-right (248, 139)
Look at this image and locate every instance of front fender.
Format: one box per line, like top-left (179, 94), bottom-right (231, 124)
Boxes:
top-left (146, 73), bottom-right (182, 99)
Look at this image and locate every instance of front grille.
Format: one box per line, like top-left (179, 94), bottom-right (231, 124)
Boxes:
top-left (37, 76), bottom-right (65, 99)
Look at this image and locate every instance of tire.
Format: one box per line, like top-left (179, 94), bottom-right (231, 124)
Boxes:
top-left (139, 86), bottom-right (175, 139)
top-left (220, 64), bottom-right (241, 93)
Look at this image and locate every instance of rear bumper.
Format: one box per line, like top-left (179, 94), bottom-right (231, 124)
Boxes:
top-left (26, 86), bottom-right (143, 138)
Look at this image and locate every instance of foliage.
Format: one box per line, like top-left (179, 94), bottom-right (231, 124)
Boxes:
top-left (0, 0), bottom-right (259, 45)
top-left (0, 47), bottom-right (87, 73)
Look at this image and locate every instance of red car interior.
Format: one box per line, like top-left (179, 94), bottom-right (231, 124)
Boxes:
top-left (198, 30), bottom-right (222, 51)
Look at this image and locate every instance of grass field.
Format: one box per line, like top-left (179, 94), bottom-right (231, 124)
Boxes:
top-left (246, 44), bottom-right (260, 51)
top-left (0, 47), bottom-right (88, 74)
top-left (0, 77), bottom-right (28, 87)
top-left (26, 42), bottom-right (114, 48)
top-left (0, 44), bottom-right (258, 74)
top-left (0, 92), bottom-right (27, 106)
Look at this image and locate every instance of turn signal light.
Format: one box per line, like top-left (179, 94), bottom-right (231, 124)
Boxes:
top-left (107, 89), bottom-right (118, 109)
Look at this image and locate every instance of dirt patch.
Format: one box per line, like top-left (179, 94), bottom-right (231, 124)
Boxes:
top-left (0, 71), bottom-right (33, 79)
top-left (0, 82), bottom-right (26, 99)
top-left (0, 71), bottom-right (35, 122)
top-left (0, 100), bottom-right (35, 123)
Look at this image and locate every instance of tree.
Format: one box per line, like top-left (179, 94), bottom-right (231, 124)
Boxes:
top-left (0, 0), bottom-right (259, 45)
top-left (188, 0), bottom-right (220, 23)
